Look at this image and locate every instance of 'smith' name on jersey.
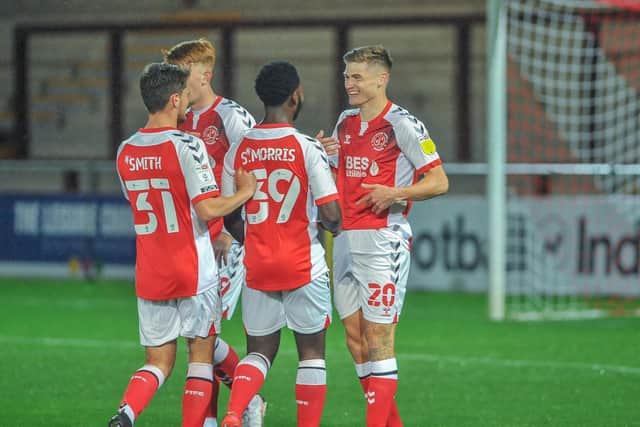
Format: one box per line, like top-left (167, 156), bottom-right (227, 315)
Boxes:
top-left (240, 146), bottom-right (297, 165)
top-left (125, 155), bottom-right (162, 172)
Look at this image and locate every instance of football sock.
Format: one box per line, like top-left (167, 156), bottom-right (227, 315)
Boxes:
top-left (295, 359), bottom-right (327, 427)
top-left (119, 364), bottom-right (166, 424)
top-left (182, 362), bottom-right (214, 427)
top-left (355, 362), bottom-right (371, 394)
top-left (213, 337), bottom-right (239, 387)
top-left (366, 359), bottom-right (398, 427)
top-left (203, 378), bottom-right (220, 426)
top-left (225, 352), bottom-right (270, 416)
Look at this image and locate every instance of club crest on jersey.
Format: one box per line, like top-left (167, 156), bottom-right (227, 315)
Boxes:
top-left (344, 134), bottom-right (351, 145)
top-left (202, 126), bottom-right (219, 145)
top-left (371, 132), bottom-right (389, 151)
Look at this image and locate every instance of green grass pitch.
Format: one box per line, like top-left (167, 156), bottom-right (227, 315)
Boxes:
top-left (1, 277), bottom-right (639, 426)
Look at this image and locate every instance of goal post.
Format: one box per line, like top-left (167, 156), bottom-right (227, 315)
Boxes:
top-left (487, 0), bottom-right (640, 320)
top-left (487, 0), bottom-right (507, 321)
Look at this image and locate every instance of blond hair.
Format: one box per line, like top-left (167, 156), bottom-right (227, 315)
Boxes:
top-left (162, 38), bottom-right (216, 69)
top-left (343, 45), bottom-right (392, 71)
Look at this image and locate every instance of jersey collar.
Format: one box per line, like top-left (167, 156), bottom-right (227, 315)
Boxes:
top-left (138, 127), bottom-right (177, 133)
top-left (254, 123), bottom-right (294, 129)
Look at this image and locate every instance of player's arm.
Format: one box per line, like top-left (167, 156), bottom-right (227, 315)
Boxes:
top-left (358, 117), bottom-right (448, 214)
top-left (194, 168), bottom-right (256, 221)
top-left (357, 165), bottom-right (448, 214)
top-left (305, 135), bottom-right (342, 235)
top-left (318, 200), bottom-right (342, 236)
top-left (220, 145), bottom-right (246, 243)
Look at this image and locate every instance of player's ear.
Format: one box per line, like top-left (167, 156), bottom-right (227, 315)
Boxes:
top-left (377, 71), bottom-right (389, 88)
top-left (292, 85), bottom-right (303, 105)
top-left (169, 92), bottom-right (180, 109)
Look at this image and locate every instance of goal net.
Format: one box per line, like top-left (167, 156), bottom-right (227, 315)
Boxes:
top-left (502, 0), bottom-right (640, 320)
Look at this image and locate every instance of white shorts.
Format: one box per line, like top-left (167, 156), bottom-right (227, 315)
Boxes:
top-left (137, 286), bottom-right (221, 347)
top-left (242, 272), bottom-right (332, 336)
top-left (219, 241), bottom-right (245, 320)
top-left (333, 228), bottom-right (410, 324)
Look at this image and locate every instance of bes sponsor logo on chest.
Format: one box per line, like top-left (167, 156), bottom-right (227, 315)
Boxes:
top-left (345, 156), bottom-right (379, 177)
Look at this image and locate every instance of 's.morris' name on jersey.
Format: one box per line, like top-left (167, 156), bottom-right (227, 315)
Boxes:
top-left (345, 155), bottom-right (369, 178)
top-left (240, 147), bottom-right (296, 165)
top-left (125, 155), bottom-right (162, 172)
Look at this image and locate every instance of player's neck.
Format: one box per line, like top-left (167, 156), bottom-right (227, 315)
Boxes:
top-left (358, 95), bottom-right (388, 122)
top-left (144, 112), bottom-right (177, 130)
top-left (262, 108), bottom-right (293, 126)
top-left (190, 87), bottom-right (217, 111)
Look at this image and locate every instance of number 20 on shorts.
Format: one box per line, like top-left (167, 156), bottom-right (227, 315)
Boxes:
top-left (367, 283), bottom-right (396, 307)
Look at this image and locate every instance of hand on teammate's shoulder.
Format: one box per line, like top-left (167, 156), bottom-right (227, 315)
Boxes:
top-left (315, 130), bottom-right (339, 156)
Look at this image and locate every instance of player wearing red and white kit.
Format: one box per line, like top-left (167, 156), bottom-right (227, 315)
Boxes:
top-left (108, 63), bottom-right (256, 427)
top-left (219, 61), bottom-right (341, 427)
top-left (319, 46), bottom-right (449, 427)
top-left (163, 39), bottom-right (262, 427)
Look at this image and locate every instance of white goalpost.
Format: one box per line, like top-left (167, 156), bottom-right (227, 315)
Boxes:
top-left (487, 0), bottom-right (640, 320)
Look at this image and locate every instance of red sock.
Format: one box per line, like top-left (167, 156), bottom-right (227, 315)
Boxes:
top-left (182, 363), bottom-right (214, 427)
top-left (359, 377), bottom-right (370, 393)
top-left (213, 338), bottom-right (240, 388)
top-left (296, 384), bottom-right (327, 426)
top-left (120, 365), bottom-right (164, 421)
top-left (226, 353), bottom-right (269, 415)
top-left (203, 378), bottom-right (220, 421)
top-left (359, 371), bottom-right (401, 427)
top-left (366, 377), bottom-right (398, 427)
top-left (295, 359), bottom-right (327, 426)
top-left (386, 397), bottom-right (403, 427)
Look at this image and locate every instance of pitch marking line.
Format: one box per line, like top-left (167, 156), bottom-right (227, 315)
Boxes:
top-left (1, 335), bottom-right (639, 376)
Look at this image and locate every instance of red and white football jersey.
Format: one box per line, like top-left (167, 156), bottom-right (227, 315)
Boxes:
top-left (330, 101), bottom-right (442, 233)
top-left (179, 96), bottom-right (255, 239)
top-left (222, 124), bottom-right (339, 291)
top-left (117, 127), bottom-right (220, 300)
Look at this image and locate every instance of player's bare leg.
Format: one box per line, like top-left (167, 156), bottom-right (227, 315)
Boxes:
top-left (293, 329), bottom-right (328, 427)
top-left (221, 332), bottom-right (279, 427)
top-left (342, 310), bottom-right (369, 364)
top-left (183, 335), bottom-right (216, 427)
top-left (109, 341), bottom-right (177, 427)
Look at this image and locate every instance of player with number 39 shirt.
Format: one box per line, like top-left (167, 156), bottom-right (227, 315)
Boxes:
top-left (219, 61), bottom-right (341, 427)
top-left (162, 38), bottom-right (265, 427)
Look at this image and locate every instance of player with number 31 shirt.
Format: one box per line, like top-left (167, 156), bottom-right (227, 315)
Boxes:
top-left (109, 62), bottom-right (256, 427)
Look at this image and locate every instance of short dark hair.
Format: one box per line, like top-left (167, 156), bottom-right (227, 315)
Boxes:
top-left (254, 60), bottom-right (300, 107)
top-left (139, 62), bottom-right (189, 113)
top-left (343, 45), bottom-right (393, 71)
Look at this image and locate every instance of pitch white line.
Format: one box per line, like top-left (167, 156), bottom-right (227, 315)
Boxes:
top-left (2, 335), bottom-right (638, 376)
top-left (0, 335), bottom-right (139, 349)
top-left (398, 352), bottom-right (640, 376)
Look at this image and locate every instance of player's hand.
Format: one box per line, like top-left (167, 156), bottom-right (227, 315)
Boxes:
top-left (356, 183), bottom-right (398, 215)
top-left (315, 130), bottom-right (339, 156)
top-left (235, 167), bottom-right (257, 196)
top-left (213, 231), bottom-right (233, 268)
